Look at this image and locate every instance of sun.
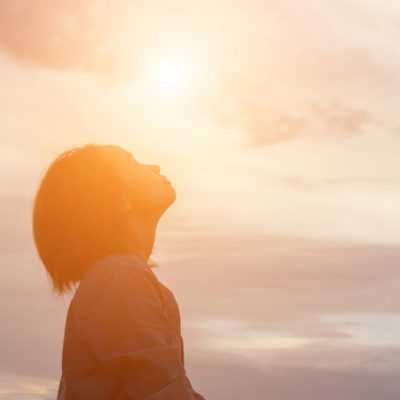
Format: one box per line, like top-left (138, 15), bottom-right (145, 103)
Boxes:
top-left (129, 41), bottom-right (211, 107)
top-left (146, 47), bottom-right (197, 100)
top-left (155, 59), bottom-right (187, 92)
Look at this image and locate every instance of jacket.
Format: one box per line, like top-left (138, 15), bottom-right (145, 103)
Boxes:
top-left (56, 252), bottom-right (205, 400)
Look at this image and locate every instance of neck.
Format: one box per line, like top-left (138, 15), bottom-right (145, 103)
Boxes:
top-left (127, 212), bottom-right (159, 262)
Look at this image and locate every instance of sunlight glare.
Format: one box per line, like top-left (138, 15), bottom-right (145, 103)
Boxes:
top-left (156, 60), bottom-right (186, 92)
top-left (123, 39), bottom-right (214, 110)
top-left (145, 45), bottom-right (200, 102)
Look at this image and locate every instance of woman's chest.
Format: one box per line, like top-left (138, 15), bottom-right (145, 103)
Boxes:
top-left (159, 284), bottom-right (181, 332)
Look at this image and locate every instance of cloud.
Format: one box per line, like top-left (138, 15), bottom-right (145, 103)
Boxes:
top-left (240, 100), bottom-right (371, 147)
top-left (0, 1), bottom-right (146, 76)
top-left (209, 95), bottom-right (371, 147)
top-left (242, 105), bottom-right (306, 146)
top-left (276, 176), bottom-right (400, 192)
top-left (187, 346), bottom-right (400, 400)
top-left (2, 231), bottom-right (400, 399)
top-left (0, 373), bottom-right (58, 400)
top-left (276, 177), bottom-right (320, 191)
top-left (392, 126), bottom-right (400, 135)
top-left (310, 100), bottom-right (370, 137)
top-left (155, 233), bottom-right (400, 330)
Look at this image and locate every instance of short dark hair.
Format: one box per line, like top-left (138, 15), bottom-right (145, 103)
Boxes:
top-left (32, 143), bottom-right (142, 295)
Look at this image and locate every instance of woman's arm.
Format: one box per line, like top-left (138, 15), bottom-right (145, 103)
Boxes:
top-left (72, 264), bottom-right (201, 400)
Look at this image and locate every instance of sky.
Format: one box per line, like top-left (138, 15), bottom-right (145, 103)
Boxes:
top-left (1, 0), bottom-right (400, 399)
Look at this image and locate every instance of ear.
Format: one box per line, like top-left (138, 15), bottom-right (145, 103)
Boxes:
top-left (120, 197), bottom-right (132, 213)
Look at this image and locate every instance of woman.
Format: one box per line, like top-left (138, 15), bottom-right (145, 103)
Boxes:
top-left (32, 143), bottom-right (205, 400)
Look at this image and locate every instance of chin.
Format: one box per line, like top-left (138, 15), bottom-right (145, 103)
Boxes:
top-left (166, 184), bottom-right (176, 205)
top-left (157, 184), bottom-right (176, 211)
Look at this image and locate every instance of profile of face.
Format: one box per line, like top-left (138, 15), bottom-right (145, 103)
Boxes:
top-left (100, 145), bottom-right (176, 219)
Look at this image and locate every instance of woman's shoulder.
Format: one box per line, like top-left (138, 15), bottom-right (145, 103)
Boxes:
top-left (85, 253), bottom-right (153, 280)
top-left (71, 253), bottom-right (159, 311)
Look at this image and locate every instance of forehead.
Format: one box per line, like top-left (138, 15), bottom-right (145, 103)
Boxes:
top-left (101, 145), bottom-right (133, 159)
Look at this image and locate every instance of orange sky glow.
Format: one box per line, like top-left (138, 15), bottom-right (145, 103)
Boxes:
top-left (1, 1), bottom-right (400, 399)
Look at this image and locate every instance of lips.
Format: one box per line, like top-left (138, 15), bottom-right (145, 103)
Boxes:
top-left (160, 174), bottom-right (170, 183)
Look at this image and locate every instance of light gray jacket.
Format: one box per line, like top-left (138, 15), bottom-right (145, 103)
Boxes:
top-left (57, 253), bottom-right (205, 400)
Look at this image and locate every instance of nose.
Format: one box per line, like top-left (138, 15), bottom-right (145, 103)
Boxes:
top-left (147, 164), bottom-right (161, 174)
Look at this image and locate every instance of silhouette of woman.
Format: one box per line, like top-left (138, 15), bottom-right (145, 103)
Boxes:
top-left (32, 144), bottom-right (205, 399)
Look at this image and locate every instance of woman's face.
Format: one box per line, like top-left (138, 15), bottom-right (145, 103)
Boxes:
top-left (101, 145), bottom-right (176, 216)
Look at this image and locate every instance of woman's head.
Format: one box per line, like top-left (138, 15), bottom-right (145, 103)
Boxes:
top-left (32, 143), bottom-right (176, 295)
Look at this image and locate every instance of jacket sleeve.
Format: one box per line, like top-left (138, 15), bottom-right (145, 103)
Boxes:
top-left (75, 265), bottom-right (200, 400)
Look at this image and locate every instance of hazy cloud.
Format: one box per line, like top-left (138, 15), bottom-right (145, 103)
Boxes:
top-left (187, 346), bottom-right (400, 400)
top-left (155, 233), bottom-right (400, 332)
top-left (276, 177), bottom-right (320, 191)
top-left (310, 100), bottom-right (370, 137)
top-left (0, 1), bottom-right (148, 76)
top-left (392, 126), bottom-right (400, 135)
top-left (238, 100), bottom-right (371, 147)
top-left (242, 105), bottom-right (306, 146)
top-left (276, 176), bottom-right (400, 192)
top-left (3, 230), bottom-right (400, 399)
